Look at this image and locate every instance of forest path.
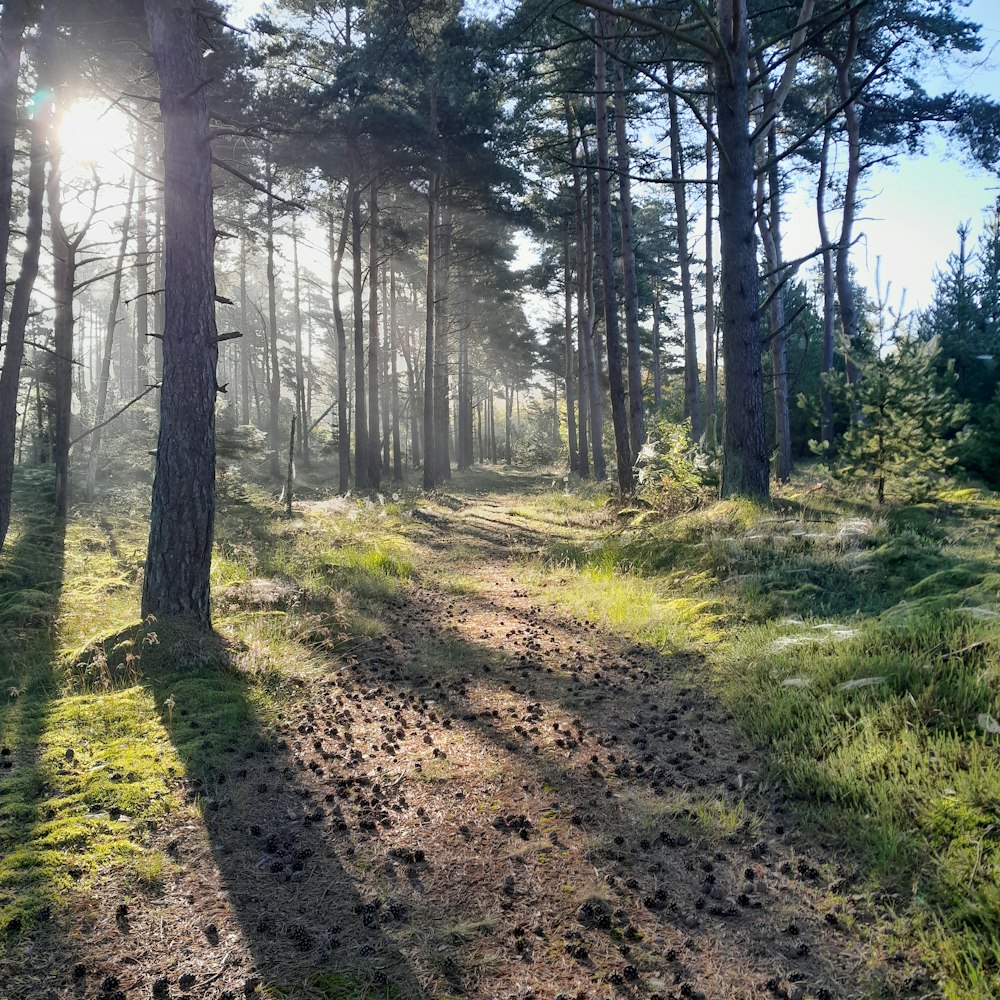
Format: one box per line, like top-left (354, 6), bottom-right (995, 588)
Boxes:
top-left (243, 475), bottom-right (900, 1000)
top-left (0, 474), bottom-right (914, 1000)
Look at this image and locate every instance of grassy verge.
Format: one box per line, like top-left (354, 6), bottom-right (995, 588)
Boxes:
top-left (0, 466), bottom-right (415, 996)
top-left (521, 475), bottom-right (1000, 999)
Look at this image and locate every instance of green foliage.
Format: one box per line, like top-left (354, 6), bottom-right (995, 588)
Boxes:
top-left (634, 417), bottom-right (714, 509)
top-left (818, 335), bottom-right (968, 503)
top-left (920, 210), bottom-right (1000, 483)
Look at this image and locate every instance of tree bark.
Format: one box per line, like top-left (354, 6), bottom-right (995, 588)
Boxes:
top-left (380, 264), bottom-right (390, 474)
top-left (141, 0), bottom-right (220, 627)
top-left (594, 11), bottom-right (632, 495)
top-left (756, 159), bottom-right (791, 483)
top-left (265, 155), bottom-right (281, 478)
top-left (422, 171), bottom-right (437, 490)
top-left (433, 196), bottom-right (452, 482)
top-left (367, 178), bottom-right (381, 489)
top-left (389, 263), bottom-right (402, 480)
top-left (667, 61), bottom-right (702, 442)
top-left (0, 0), bottom-right (24, 315)
top-left (817, 110), bottom-right (836, 448)
top-left (583, 152), bottom-right (605, 480)
top-left (715, 0), bottom-right (768, 499)
top-left (47, 152), bottom-right (79, 520)
top-left (351, 145), bottom-right (369, 489)
top-left (562, 214), bottom-right (578, 472)
top-left (834, 11), bottom-right (862, 390)
top-left (328, 194), bottom-right (351, 492)
top-left (0, 17), bottom-right (47, 554)
top-left (87, 162), bottom-right (137, 498)
top-left (136, 127), bottom-right (151, 398)
top-left (705, 72), bottom-right (717, 427)
top-left (614, 42), bottom-right (646, 460)
top-left (239, 203), bottom-right (250, 425)
top-left (292, 218), bottom-right (309, 465)
top-left (568, 104), bottom-right (590, 478)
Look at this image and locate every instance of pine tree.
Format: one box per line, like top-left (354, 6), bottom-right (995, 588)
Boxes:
top-left (829, 335), bottom-right (967, 503)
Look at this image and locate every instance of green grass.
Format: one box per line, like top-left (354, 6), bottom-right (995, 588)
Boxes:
top-left (4, 461), bottom-right (1000, 997)
top-left (514, 474), bottom-right (1000, 999)
top-left (0, 465), bottom-right (418, 991)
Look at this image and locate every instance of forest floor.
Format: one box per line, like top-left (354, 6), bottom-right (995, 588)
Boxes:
top-left (1, 465), bottom-right (999, 1000)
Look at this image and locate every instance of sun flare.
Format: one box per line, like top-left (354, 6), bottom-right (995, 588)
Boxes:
top-left (57, 98), bottom-right (133, 177)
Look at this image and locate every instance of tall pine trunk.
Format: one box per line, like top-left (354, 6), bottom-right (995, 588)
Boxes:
top-left (351, 146), bottom-right (369, 489)
top-left (667, 61), bottom-right (702, 442)
top-left (715, 0), bottom-right (768, 499)
top-left (390, 263), bottom-right (402, 480)
top-left (433, 196), bottom-right (452, 482)
top-left (595, 11), bottom-right (631, 495)
top-left (0, 17), bottom-right (47, 553)
top-left (817, 111), bottom-right (836, 448)
top-left (704, 74), bottom-right (717, 429)
top-left (583, 154), bottom-right (605, 480)
top-left (0, 0), bottom-right (24, 306)
top-left (48, 152), bottom-right (78, 519)
top-left (329, 195), bottom-right (351, 492)
top-left (613, 43), bottom-right (646, 461)
top-left (265, 157), bottom-right (281, 478)
top-left (367, 179), bottom-right (381, 489)
top-left (86, 162), bottom-right (136, 498)
top-left (292, 219), bottom-right (309, 465)
top-left (834, 12), bottom-right (862, 393)
top-left (568, 104), bottom-right (590, 478)
top-left (141, 0), bottom-right (220, 627)
top-left (562, 215), bottom-right (578, 472)
top-left (422, 171), bottom-right (437, 490)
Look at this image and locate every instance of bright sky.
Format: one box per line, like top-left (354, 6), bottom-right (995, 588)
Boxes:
top-left (227, 0), bottom-right (1000, 318)
top-left (783, 0), bottom-right (1000, 313)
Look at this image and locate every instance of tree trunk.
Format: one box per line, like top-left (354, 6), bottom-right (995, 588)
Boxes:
top-left (422, 171), bottom-right (437, 490)
top-left (834, 12), bottom-right (862, 393)
top-left (0, 0), bottom-right (24, 311)
top-left (562, 215), bottom-right (578, 472)
top-left (568, 104), bottom-right (590, 478)
top-left (380, 264), bottom-right (390, 475)
top-left (47, 153), bottom-right (78, 519)
top-left (399, 294), bottom-right (421, 469)
top-left (817, 110), bottom-right (836, 449)
top-left (614, 44), bottom-right (646, 461)
top-left (367, 178), bottom-right (381, 489)
top-left (351, 148), bottom-right (369, 489)
top-left (239, 204), bottom-right (250, 425)
top-left (651, 292), bottom-right (662, 407)
top-left (434, 196), bottom-right (452, 482)
top-left (667, 61), bottom-right (702, 442)
top-left (292, 218), bottom-right (309, 465)
top-left (265, 157), bottom-right (281, 478)
top-left (389, 263), bottom-right (402, 480)
top-left (284, 415), bottom-right (295, 518)
top-left (141, 0), bottom-right (220, 627)
top-left (583, 155), bottom-right (605, 480)
top-left (0, 20), bottom-right (47, 554)
top-left (504, 384), bottom-right (512, 465)
top-left (153, 200), bottom-right (164, 388)
top-left (329, 194), bottom-right (351, 493)
top-left (705, 73), bottom-right (717, 427)
top-left (756, 160), bottom-right (791, 483)
top-left (136, 128), bottom-right (152, 399)
top-left (87, 162), bottom-right (137, 498)
top-left (594, 12), bottom-right (632, 495)
top-left (715, 0), bottom-right (768, 500)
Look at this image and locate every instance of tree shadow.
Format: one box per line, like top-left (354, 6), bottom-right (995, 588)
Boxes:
top-left (0, 471), bottom-right (86, 996)
top-left (104, 619), bottom-right (429, 1000)
top-left (217, 556), bottom-right (902, 999)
